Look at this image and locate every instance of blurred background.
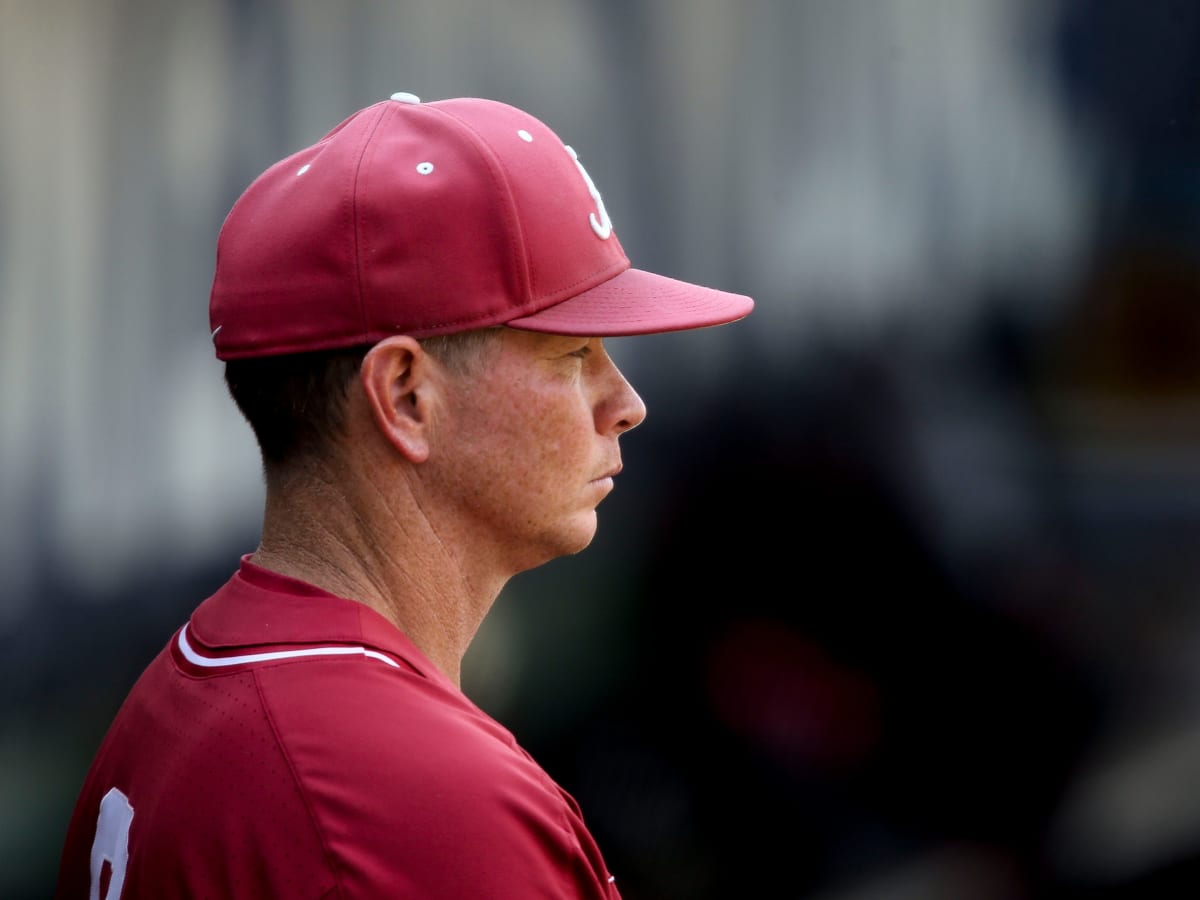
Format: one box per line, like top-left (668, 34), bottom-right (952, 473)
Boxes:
top-left (5, 0), bottom-right (1200, 897)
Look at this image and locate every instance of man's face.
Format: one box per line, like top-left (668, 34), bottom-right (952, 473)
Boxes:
top-left (429, 328), bottom-right (646, 574)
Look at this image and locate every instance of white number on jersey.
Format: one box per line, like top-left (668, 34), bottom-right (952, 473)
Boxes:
top-left (89, 787), bottom-right (134, 900)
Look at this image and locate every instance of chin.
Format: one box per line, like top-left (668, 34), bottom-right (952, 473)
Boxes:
top-left (548, 514), bottom-right (600, 560)
top-left (513, 536), bottom-right (595, 576)
top-left (563, 522), bottom-right (599, 556)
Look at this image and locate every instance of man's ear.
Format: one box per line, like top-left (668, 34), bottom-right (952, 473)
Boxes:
top-left (359, 336), bottom-right (435, 463)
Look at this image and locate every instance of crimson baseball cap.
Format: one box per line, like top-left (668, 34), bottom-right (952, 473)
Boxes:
top-left (209, 92), bottom-right (753, 359)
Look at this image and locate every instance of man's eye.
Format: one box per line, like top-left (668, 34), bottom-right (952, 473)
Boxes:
top-left (568, 345), bottom-right (592, 359)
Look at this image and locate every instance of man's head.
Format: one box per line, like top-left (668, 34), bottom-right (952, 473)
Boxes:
top-left (211, 94), bottom-right (751, 561)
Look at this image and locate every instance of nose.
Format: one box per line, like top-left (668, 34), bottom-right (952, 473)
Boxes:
top-left (594, 347), bottom-right (647, 435)
top-left (611, 371), bottom-right (646, 435)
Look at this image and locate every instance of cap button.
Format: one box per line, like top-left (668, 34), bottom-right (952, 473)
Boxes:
top-left (389, 92), bottom-right (421, 104)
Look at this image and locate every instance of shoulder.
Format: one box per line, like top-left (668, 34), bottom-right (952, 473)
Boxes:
top-left (256, 658), bottom-right (617, 896)
top-left (258, 654), bottom-right (533, 808)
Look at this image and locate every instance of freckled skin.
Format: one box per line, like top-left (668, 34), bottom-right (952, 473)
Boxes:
top-left (432, 329), bottom-right (646, 575)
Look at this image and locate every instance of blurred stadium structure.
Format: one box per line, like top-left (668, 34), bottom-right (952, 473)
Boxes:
top-left (5, 0), bottom-right (1200, 897)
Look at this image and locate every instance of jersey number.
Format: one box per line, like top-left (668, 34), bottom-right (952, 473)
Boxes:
top-left (89, 787), bottom-right (134, 900)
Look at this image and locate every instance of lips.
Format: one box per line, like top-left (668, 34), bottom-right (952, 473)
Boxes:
top-left (596, 464), bottom-right (622, 482)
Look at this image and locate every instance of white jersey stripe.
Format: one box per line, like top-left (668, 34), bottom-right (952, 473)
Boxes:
top-left (177, 623), bottom-right (401, 669)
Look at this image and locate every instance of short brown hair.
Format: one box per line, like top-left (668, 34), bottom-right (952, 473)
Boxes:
top-left (224, 328), bottom-right (503, 470)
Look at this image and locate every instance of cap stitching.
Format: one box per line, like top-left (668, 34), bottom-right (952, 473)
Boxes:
top-left (348, 102), bottom-right (393, 342)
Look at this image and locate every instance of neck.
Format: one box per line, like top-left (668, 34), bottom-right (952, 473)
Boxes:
top-left (250, 459), bottom-right (503, 688)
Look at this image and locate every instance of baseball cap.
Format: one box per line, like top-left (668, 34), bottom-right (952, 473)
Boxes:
top-left (209, 92), bottom-right (754, 360)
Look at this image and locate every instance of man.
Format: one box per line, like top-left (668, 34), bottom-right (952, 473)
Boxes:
top-left (55, 91), bottom-right (753, 898)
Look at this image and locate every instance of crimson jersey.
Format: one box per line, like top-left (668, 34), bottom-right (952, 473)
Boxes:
top-left (55, 557), bottom-right (621, 899)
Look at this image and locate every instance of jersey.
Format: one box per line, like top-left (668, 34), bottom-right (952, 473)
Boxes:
top-left (54, 556), bottom-right (621, 899)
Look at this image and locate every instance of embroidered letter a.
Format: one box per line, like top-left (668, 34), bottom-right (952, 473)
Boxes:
top-left (564, 145), bottom-right (613, 240)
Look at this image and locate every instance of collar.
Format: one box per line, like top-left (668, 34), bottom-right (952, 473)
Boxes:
top-left (185, 554), bottom-right (443, 683)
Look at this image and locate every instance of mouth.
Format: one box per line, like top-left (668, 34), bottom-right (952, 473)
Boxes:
top-left (595, 464), bottom-right (622, 483)
top-left (590, 465), bottom-right (622, 496)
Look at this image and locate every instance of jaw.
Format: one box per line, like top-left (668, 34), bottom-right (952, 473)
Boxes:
top-left (503, 508), bottom-right (600, 576)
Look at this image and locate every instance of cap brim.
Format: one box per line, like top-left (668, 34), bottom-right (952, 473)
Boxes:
top-left (504, 267), bottom-right (754, 337)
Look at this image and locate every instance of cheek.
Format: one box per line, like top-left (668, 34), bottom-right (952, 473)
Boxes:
top-left (477, 390), bottom-right (593, 493)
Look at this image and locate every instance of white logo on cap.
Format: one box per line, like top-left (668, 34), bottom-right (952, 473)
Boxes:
top-left (564, 145), bottom-right (613, 240)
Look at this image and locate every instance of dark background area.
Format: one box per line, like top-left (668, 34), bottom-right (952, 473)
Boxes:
top-left (7, 1), bottom-right (1200, 897)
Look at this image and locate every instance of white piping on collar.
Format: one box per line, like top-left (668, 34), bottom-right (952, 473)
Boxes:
top-left (177, 623), bottom-right (401, 669)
